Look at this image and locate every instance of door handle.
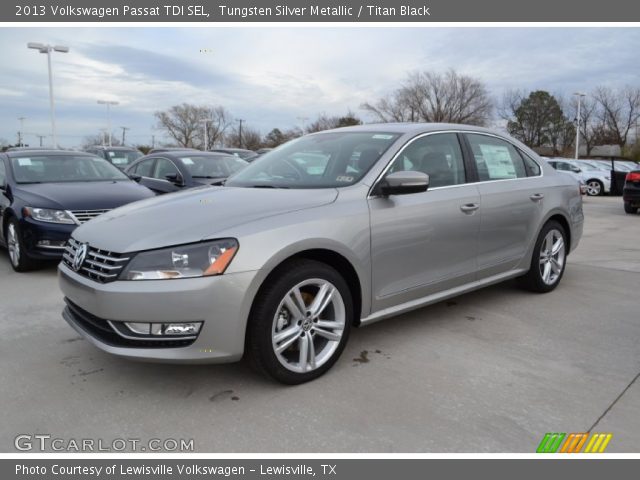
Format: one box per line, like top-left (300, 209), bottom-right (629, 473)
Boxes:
top-left (460, 203), bottom-right (480, 214)
top-left (530, 193), bottom-right (544, 202)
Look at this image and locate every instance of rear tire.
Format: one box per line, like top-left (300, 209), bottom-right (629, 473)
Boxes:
top-left (624, 202), bottom-right (638, 214)
top-left (246, 259), bottom-right (352, 384)
top-left (518, 220), bottom-right (567, 293)
top-left (5, 218), bottom-right (37, 272)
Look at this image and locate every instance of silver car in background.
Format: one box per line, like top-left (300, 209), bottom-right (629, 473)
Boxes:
top-left (58, 124), bottom-right (584, 384)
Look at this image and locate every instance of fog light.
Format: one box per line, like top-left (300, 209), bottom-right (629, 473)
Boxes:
top-left (164, 323), bottom-right (202, 335)
top-left (37, 240), bottom-right (66, 248)
top-left (124, 322), bottom-right (150, 335)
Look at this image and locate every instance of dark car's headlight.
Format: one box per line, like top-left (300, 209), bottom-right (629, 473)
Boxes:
top-left (23, 207), bottom-right (76, 224)
top-left (119, 239), bottom-right (238, 280)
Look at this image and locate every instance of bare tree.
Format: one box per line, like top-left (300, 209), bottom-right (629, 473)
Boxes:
top-left (226, 125), bottom-right (262, 150)
top-left (593, 86), bottom-right (640, 149)
top-left (155, 103), bottom-right (232, 149)
top-left (81, 132), bottom-right (122, 148)
top-left (306, 111), bottom-right (362, 133)
top-left (569, 95), bottom-right (600, 156)
top-left (362, 69), bottom-right (493, 126)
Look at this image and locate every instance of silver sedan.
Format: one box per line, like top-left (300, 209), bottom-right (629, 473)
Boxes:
top-left (58, 124), bottom-right (584, 384)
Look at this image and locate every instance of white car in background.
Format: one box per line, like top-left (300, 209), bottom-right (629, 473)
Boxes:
top-left (541, 158), bottom-right (586, 195)
top-left (546, 158), bottom-right (610, 196)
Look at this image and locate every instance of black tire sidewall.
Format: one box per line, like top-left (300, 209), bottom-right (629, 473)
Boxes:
top-left (247, 259), bottom-right (353, 384)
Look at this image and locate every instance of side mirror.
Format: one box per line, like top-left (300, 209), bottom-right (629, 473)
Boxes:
top-left (377, 171), bottom-right (430, 196)
top-left (128, 173), bottom-right (142, 183)
top-left (165, 173), bottom-right (184, 186)
top-left (571, 167), bottom-right (582, 173)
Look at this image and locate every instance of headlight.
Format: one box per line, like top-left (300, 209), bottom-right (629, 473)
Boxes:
top-left (23, 207), bottom-right (75, 224)
top-left (119, 239), bottom-right (238, 280)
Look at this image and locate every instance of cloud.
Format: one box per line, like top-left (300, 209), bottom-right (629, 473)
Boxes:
top-left (1, 27), bottom-right (639, 147)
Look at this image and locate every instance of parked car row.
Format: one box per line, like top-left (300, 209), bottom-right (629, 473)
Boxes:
top-left (544, 158), bottom-right (611, 196)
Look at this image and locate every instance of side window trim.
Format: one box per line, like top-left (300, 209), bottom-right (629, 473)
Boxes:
top-left (517, 148), bottom-right (543, 177)
top-left (152, 156), bottom-right (180, 181)
top-left (137, 157), bottom-right (157, 178)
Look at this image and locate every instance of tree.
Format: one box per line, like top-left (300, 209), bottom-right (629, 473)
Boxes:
top-left (82, 132), bottom-right (122, 148)
top-left (263, 127), bottom-right (302, 148)
top-left (503, 90), bottom-right (572, 152)
top-left (226, 125), bottom-right (262, 150)
top-left (306, 111), bottom-right (362, 133)
top-left (362, 69), bottom-right (493, 126)
top-left (154, 103), bottom-right (232, 149)
top-left (593, 86), bottom-right (640, 149)
top-left (569, 95), bottom-right (600, 156)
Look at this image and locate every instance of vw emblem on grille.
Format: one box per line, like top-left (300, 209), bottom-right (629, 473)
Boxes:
top-left (72, 243), bottom-right (88, 272)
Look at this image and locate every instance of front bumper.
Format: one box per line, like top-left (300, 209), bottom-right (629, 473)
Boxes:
top-left (58, 262), bottom-right (259, 363)
top-left (21, 218), bottom-right (75, 260)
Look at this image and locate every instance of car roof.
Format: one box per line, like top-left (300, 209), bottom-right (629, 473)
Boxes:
top-left (140, 150), bottom-right (235, 160)
top-left (5, 149), bottom-right (95, 158)
top-left (320, 122), bottom-right (506, 136)
top-left (88, 146), bottom-right (140, 151)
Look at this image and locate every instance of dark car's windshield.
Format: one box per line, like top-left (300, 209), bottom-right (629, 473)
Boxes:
top-left (10, 155), bottom-right (130, 183)
top-left (104, 150), bottom-right (143, 166)
top-left (178, 154), bottom-right (248, 178)
top-left (225, 131), bottom-right (400, 188)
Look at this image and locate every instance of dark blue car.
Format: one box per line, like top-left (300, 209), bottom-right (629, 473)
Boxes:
top-left (0, 149), bottom-right (155, 271)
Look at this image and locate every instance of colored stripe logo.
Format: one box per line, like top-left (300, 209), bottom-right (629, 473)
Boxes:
top-left (537, 433), bottom-right (612, 453)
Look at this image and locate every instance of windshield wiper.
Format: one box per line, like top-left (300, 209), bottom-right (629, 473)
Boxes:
top-left (192, 175), bottom-right (226, 179)
top-left (249, 184), bottom-right (289, 189)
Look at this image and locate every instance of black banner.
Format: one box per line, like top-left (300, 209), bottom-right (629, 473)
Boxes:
top-left (4, 0), bottom-right (640, 22)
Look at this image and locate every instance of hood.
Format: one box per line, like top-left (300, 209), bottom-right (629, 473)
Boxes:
top-left (13, 181), bottom-right (155, 210)
top-left (72, 186), bottom-right (338, 252)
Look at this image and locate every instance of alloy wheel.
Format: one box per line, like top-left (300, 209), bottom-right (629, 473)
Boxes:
top-left (586, 181), bottom-right (601, 196)
top-left (539, 229), bottom-right (565, 285)
top-left (271, 278), bottom-right (346, 373)
top-left (7, 223), bottom-right (20, 267)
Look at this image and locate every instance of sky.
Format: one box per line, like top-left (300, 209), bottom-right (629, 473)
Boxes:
top-left (1, 27), bottom-right (639, 148)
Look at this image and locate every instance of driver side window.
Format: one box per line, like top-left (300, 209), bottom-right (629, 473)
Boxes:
top-left (387, 133), bottom-right (466, 188)
top-left (153, 158), bottom-right (179, 180)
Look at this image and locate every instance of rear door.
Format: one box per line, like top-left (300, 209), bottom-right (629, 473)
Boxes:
top-left (369, 132), bottom-right (482, 311)
top-left (462, 133), bottom-right (545, 278)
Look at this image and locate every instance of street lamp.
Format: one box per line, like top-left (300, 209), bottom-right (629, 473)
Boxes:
top-left (199, 118), bottom-right (211, 151)
top-left (236, 118), bottom-right (245, 148)
top-left (27, 42), bottom-right (69, 148)
top-left (573, 92), bottom-right (586, 160)
top-left (97, 100), bottom-right (119, 146)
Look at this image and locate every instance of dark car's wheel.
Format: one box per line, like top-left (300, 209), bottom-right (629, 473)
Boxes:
top-left (246, 259), bottom-right (352, 384)
top-left (5, 218), bottom-right (37, 272)
top-left (585, 179), bottom-right (604, 196)
top-left (624, 202), bottom-right (638, 214)
top-left (519, 220), bottom-right (567, 293)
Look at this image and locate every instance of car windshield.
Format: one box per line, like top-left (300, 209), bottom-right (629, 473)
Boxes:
top-left (225, 131), bottom-right (401, 189)
top-left (105, 150), bottom-right (143, 166)
top-left (178, 155), bottom-right (249, 178)
top-left (10, 155), bottom-right (130, 183)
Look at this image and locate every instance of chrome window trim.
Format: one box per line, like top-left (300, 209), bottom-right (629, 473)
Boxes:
top-left (367, 129), bottom-right (545, 198)
top-left (152, 156), bottom-right (181, 181)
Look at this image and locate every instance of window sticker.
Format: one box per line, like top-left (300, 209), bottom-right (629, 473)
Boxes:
top-left (181, 158), bottom-right (194, 165)
top-left (18, 158), bottom-right (32, 166)
top-left (478, 144), bottom-right (517, 179)
top-left (108, 151), bottom-right (115, 156)
top-left (372, 134), bottom-right (394, 140)
top-left (336, 175), bottom-right (354, 182)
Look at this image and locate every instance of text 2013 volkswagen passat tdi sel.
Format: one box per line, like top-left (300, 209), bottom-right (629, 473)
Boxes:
top-left (59, 124), bottom-right (583, 384)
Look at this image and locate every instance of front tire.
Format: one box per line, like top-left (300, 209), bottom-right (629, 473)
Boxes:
top-left (246, 259), bottom-right (353, 384)
top-left (5, 218), bottom-right (37, 272)
top-left (519, 220), bottom-right (567, 293)
top-left (585, 179), bottom-right (604, 196)
top-left (624, 202), bottom-right (638, 214)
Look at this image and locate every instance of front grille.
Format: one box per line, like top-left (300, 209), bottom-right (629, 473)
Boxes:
top-left (68, 209), bottom-right (110, 224)
top-left (64, 299), bottom-right (195, 348)
top-left (62, 237), bottom-right (130, 283)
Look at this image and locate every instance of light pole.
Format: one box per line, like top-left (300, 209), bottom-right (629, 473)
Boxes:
top-left (574, 92), bottom-right (586, 159)
top-left (120, 126), bottom-right (130, 145)
top-left (27, 43), bottom-right (69, 148)
top-left (97, 100), bottom-right (119, 146)
top-left (236, 118), bottom-right (245, 148)
top-left (199, 119), bottom-right (210, 151)
top-left (18, 117), bottom-right (26, 147)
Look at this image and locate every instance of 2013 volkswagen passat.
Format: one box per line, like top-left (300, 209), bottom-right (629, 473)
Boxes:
top-left (59, 124), bottom-right (584, 384)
